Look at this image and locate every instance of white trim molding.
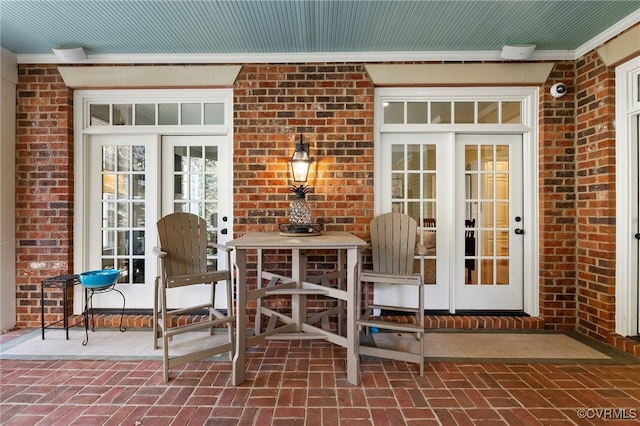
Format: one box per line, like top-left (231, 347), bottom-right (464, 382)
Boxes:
top-left (615, 56), bottom-right (640, 337)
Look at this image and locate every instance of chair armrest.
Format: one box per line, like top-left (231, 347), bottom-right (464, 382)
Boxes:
top-left (207, 242), bottom-right (233, 252)
top-left (152, 246), bottom-right (167, 258)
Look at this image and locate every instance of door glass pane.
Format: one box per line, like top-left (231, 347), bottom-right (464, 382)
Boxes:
top-left (392, 145), bottom-right (404, 170)
top-left (407, 145), bottom-right (421, 170)
top-left (101, 144), bottom-right (146, 285)
top-left (423, 145), bottom-right (436, 170)
top-left (392, 173), bottom-right (404, 198)
top-left (407, 173), bottom-right (420, 198)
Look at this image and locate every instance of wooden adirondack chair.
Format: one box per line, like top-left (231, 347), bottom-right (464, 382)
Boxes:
top-left (357, 212), bottom-right (425, 376)
top-left (153, 212), bottom-right (234, 381)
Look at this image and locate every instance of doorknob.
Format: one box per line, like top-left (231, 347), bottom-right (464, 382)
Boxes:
top-left (635, 233), bottom-right (640, 240)
top-left (515, 228), bottom-right (524, 235)
top-left (220, 228), bottom-right (228, 235)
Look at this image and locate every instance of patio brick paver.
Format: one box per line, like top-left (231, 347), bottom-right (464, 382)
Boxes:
top-left (2, 331), bottom-right (640, 425)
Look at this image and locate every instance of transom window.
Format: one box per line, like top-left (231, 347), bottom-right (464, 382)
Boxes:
top-left (383, 100), bottom-right (521, 125)
top-left (88, 102), bottom-right (225, 127)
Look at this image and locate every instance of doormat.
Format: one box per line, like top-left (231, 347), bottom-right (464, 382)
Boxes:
top-left (0, 328), bottom-right (232, 361)
top-left (367, 330), bottom-right (639, 364)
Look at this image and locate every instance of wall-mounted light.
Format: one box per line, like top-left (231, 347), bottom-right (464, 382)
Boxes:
top-left (290, 134), bottom-right (311, 182)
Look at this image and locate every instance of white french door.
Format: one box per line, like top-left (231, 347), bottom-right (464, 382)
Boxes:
top-left (455, 134), bottom-right (524, 310)
top-left (376, 132), bottom-right (524, 312)
top-left (83, 134), bottom-right (232, 310)
top-left (161, 135), bottom-right (232, 309)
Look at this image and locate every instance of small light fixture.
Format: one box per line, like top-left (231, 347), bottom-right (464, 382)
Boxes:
top-left (500, 44), bottom-right (536, 60)
top-left (52, 47), bottom-right (88, 62)
top-left (290, 134), bottom-right (311, 182)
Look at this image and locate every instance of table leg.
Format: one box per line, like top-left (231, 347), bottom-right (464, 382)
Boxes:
top-left (291, 249), bottom-right (306, 330)
top-left (232, 248), bottom-right (247, 386)
top-left (63, 282), bottom-right (69, 340)
top-left (41, 281), bottom-right (45, 340)
top-left (346, 247), bottom-right (361, 385)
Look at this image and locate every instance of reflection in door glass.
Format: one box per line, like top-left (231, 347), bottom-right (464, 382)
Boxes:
top-left (464, 144), bottom-right (510, 286)
top-left (101, 145), bottom-right (146, 284)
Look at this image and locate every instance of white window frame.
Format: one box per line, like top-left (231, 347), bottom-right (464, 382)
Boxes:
top-left (374, 87), bottom-right (540, 315)
top-left (615, 56), bottom-right (640, 337)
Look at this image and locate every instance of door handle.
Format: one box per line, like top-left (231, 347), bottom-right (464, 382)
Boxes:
top-left (514, 228), bottom-right (524, 235)
top-left (220, 228), bottom-right (228, 235)
top-left (635, 233), bottom-right (640, 240)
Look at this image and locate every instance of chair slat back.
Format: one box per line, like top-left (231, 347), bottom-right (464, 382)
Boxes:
top-left (370, 212), bottom-right (417, 275)
top-left (156, 212), bottom-right (208, 277)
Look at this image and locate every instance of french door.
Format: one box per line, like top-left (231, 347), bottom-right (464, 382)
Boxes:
top-left (85, 134), bottom-right (232, 309)
top-left (376, 132), bottom-right (524, 312)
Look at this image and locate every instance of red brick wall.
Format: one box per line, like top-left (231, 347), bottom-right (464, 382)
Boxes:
top-left (9, 58), bottom-right (622, 337)
top-left (233, 63), bottom-right (375, 326)
top-left (574, 51), bottom-right (617, 341)
top-left (15, 65), bottom-right (74, 326)
top-left (538, 62), bottom-right (578, 331)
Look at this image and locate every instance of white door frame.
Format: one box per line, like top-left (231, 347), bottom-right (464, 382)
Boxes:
top-left (615, 56), bottom-right (640, 337)
top-left (374, 87), bottom-right (539, 315)
top-left (73, 89), bottom-right (234, 312)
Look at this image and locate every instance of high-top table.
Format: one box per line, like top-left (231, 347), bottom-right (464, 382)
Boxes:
top-left (227, 231), bottom-right (366, 386)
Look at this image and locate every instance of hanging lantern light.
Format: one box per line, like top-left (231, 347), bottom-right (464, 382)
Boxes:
top-left (290, 134), bottom-right (311, 182)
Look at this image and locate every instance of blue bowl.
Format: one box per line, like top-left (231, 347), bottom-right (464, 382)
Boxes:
top-left (80, 269), bottom-right (120, 288)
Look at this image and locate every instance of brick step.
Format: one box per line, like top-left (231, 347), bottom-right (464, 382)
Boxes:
top-left (71, 313), bottom-right (545, 331)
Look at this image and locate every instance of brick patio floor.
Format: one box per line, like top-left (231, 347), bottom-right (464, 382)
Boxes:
top-left (2, 329), bottom-right (640, 425)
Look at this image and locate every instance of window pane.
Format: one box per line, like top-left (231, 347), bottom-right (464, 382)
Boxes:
top-left (478, 102), bottom-right (499, 123)
top-left (431, 102), bottom-right (451, 123)
top-left (502, 102), bottom-right (521, 123)
top-left (204, 103), bottom-right (224, 125)
top-left (90, 104), bottom-right (109, 126)
top-left (135, 104), bottom-right (155, 125)
top-left (158, 103), bottom-right (179, 125)
top-left (113, 104), bottom-right (132, 126)
top-left (407, 102), bottom-right (427, 124)
top-left (383, 102), bottom-right (404, 124)
top-left (454, 102), bottom-right (474, 123)
top-left (181, 103), bottom-right (201, 125)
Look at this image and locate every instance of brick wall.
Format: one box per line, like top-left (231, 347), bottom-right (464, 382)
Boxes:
top-left (574, 51), bottom-right (617, 341)
top-left (233, 63), bottom-right (375, 326)
top-left (9, 58), bottom-right (625, 340)
top-left (538, 62), bottom-right (578, 330)
top-left (15, 65), bottom-right (74, 326)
